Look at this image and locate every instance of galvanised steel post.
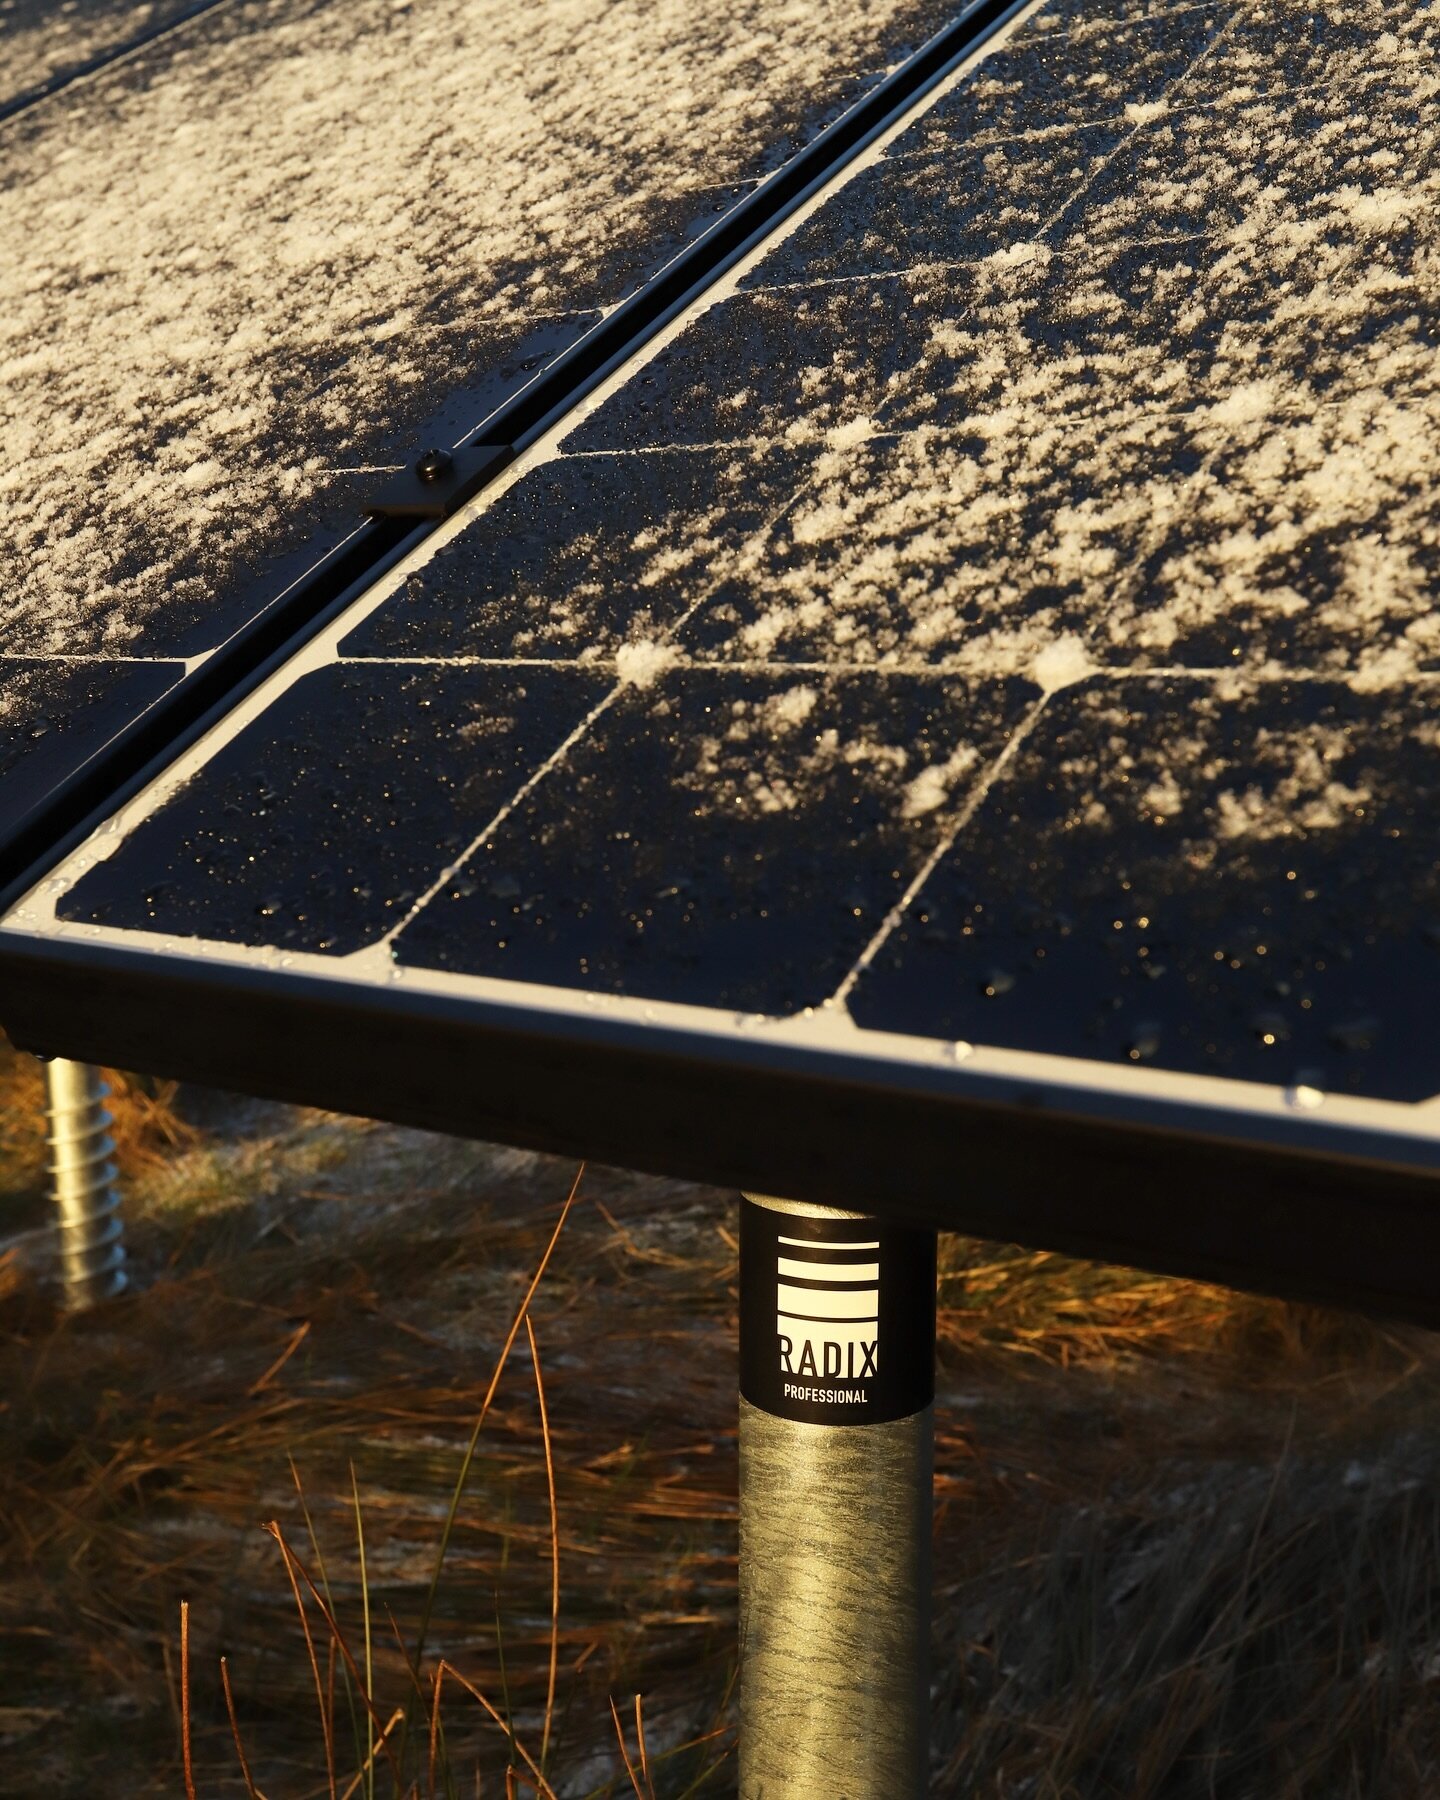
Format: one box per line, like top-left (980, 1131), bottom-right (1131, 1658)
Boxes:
top-left (44, 1059), bottom-right (127, 1308)
top-left (739, 1192), bottom-right (937, 1799)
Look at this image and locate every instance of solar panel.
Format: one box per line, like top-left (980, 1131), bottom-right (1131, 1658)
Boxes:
top-left (0, 0), bottom-right (215, 115)
top-left (0, 0), bottom-right (963, 887)
top-left (6, 0), bottom-right (1440, 1317)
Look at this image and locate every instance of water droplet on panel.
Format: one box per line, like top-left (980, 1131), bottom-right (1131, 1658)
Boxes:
top-left (1251, 1011), bottom-right (1290, 1047)
top-left (1125, 1022), bottom-right (1161, 1062)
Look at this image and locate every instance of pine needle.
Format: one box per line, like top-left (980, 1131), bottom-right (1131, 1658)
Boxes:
top-left (180, 1600), bottom-right (197, 1800)
top-left (337, 1706), bottom-right (405, 1800)
top-left (268, 1522), bottom-right (337, 1800)
top-left (525, 1315), bottom-right (560, 1778)
top-left (608, 1696), bottom-right (645, 1800)
top-left (411, 1165), bottom-right (584, 1679)
top-left (351, 1461), bottom-right (375, 1800)
top-left (220, 1655), bottom-right (263, 1800)
top-left (435, 1660), bottom-right (560, 1800)
top-left (634, 1695), bottom-right (654, 1800)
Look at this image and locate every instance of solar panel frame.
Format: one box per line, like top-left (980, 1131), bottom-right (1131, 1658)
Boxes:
top-left (6, 923), bottom-right (1440, 1324)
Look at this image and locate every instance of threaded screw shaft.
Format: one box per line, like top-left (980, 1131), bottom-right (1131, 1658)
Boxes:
top-left (44, 1059), bottom-right (127, 1309)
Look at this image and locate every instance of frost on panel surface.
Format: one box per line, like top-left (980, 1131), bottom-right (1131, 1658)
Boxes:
top-left (0, 660), bottom-right (182, 839)
top-left (0, 0), bottom-right (965, 663)
top-left (565, 0), bottom-right (1440, 688)
top-left (850, 681), bottom-right (1440, 1101)
top-left (391, 674), bottom-right (1031, 1013)
top-left (0, 0), bottom-right (198, 110)
top-left (342, 446), bottom-right (815, 662)
top-left (0, 0), bottom-right (969, 828)
top-left (50, 0), bottom-right (1440, 1103)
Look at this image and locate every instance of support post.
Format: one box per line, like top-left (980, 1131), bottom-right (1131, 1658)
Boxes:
top-left (43, 1059), bottom-right (127, 1308)
top-left (738, 1192), bottom-right (937, 1799)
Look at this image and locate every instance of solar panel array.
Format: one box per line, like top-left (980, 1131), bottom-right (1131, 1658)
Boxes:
top-left (15, 0), bottom-right (1439, 1117)
top-left (4, 0), bottom-right (1440, 1331)
top-left (0, 0), bottom-right (961, 867)
top-left (0, 0), bottom-right (208, 113)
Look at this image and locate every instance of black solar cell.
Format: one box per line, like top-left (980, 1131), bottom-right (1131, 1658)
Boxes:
top-left (882, 4), bottom-right (1225, 148)
top-left (343, 446), bottom-right (815, 662)
top-left (849, 679), bottom-right (1440, 1102)
top-left (61, 662), bottom-right (616, 953)
top-left (389, 673), bottom-right (1031, 1014)
top-left (741, 124), bottom-right (1127, 287)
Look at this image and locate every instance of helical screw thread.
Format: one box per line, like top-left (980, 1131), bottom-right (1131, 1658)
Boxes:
top-left (44, 1060), bottom-right (128, 1308)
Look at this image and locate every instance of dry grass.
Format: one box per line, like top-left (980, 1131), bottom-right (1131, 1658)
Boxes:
top-left (2, 1031), bottom-right (1439, 1797)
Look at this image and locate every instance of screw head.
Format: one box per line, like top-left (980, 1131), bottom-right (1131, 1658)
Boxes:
top-left (415, 447), bottom-right (453, 483)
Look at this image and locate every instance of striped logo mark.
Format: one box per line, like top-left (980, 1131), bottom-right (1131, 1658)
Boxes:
top-left (775, 1235), bottom-right (880, 1383)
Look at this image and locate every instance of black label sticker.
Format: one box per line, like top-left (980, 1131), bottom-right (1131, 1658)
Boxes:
top-left (740, 1200), bottom-right (935, 1426)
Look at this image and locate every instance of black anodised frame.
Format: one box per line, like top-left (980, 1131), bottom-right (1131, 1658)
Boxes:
top-left (4, 933), bottom-right (1440, 1327)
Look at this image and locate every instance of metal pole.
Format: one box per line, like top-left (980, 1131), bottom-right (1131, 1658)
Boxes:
top-left (738, 1192), bottom-right (937, 1799)
top-left (43, 1059), bottom-right (127, 1308)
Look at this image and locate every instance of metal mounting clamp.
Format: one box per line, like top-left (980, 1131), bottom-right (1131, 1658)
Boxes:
top-left (363, 442), bottom-right (514, 520)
